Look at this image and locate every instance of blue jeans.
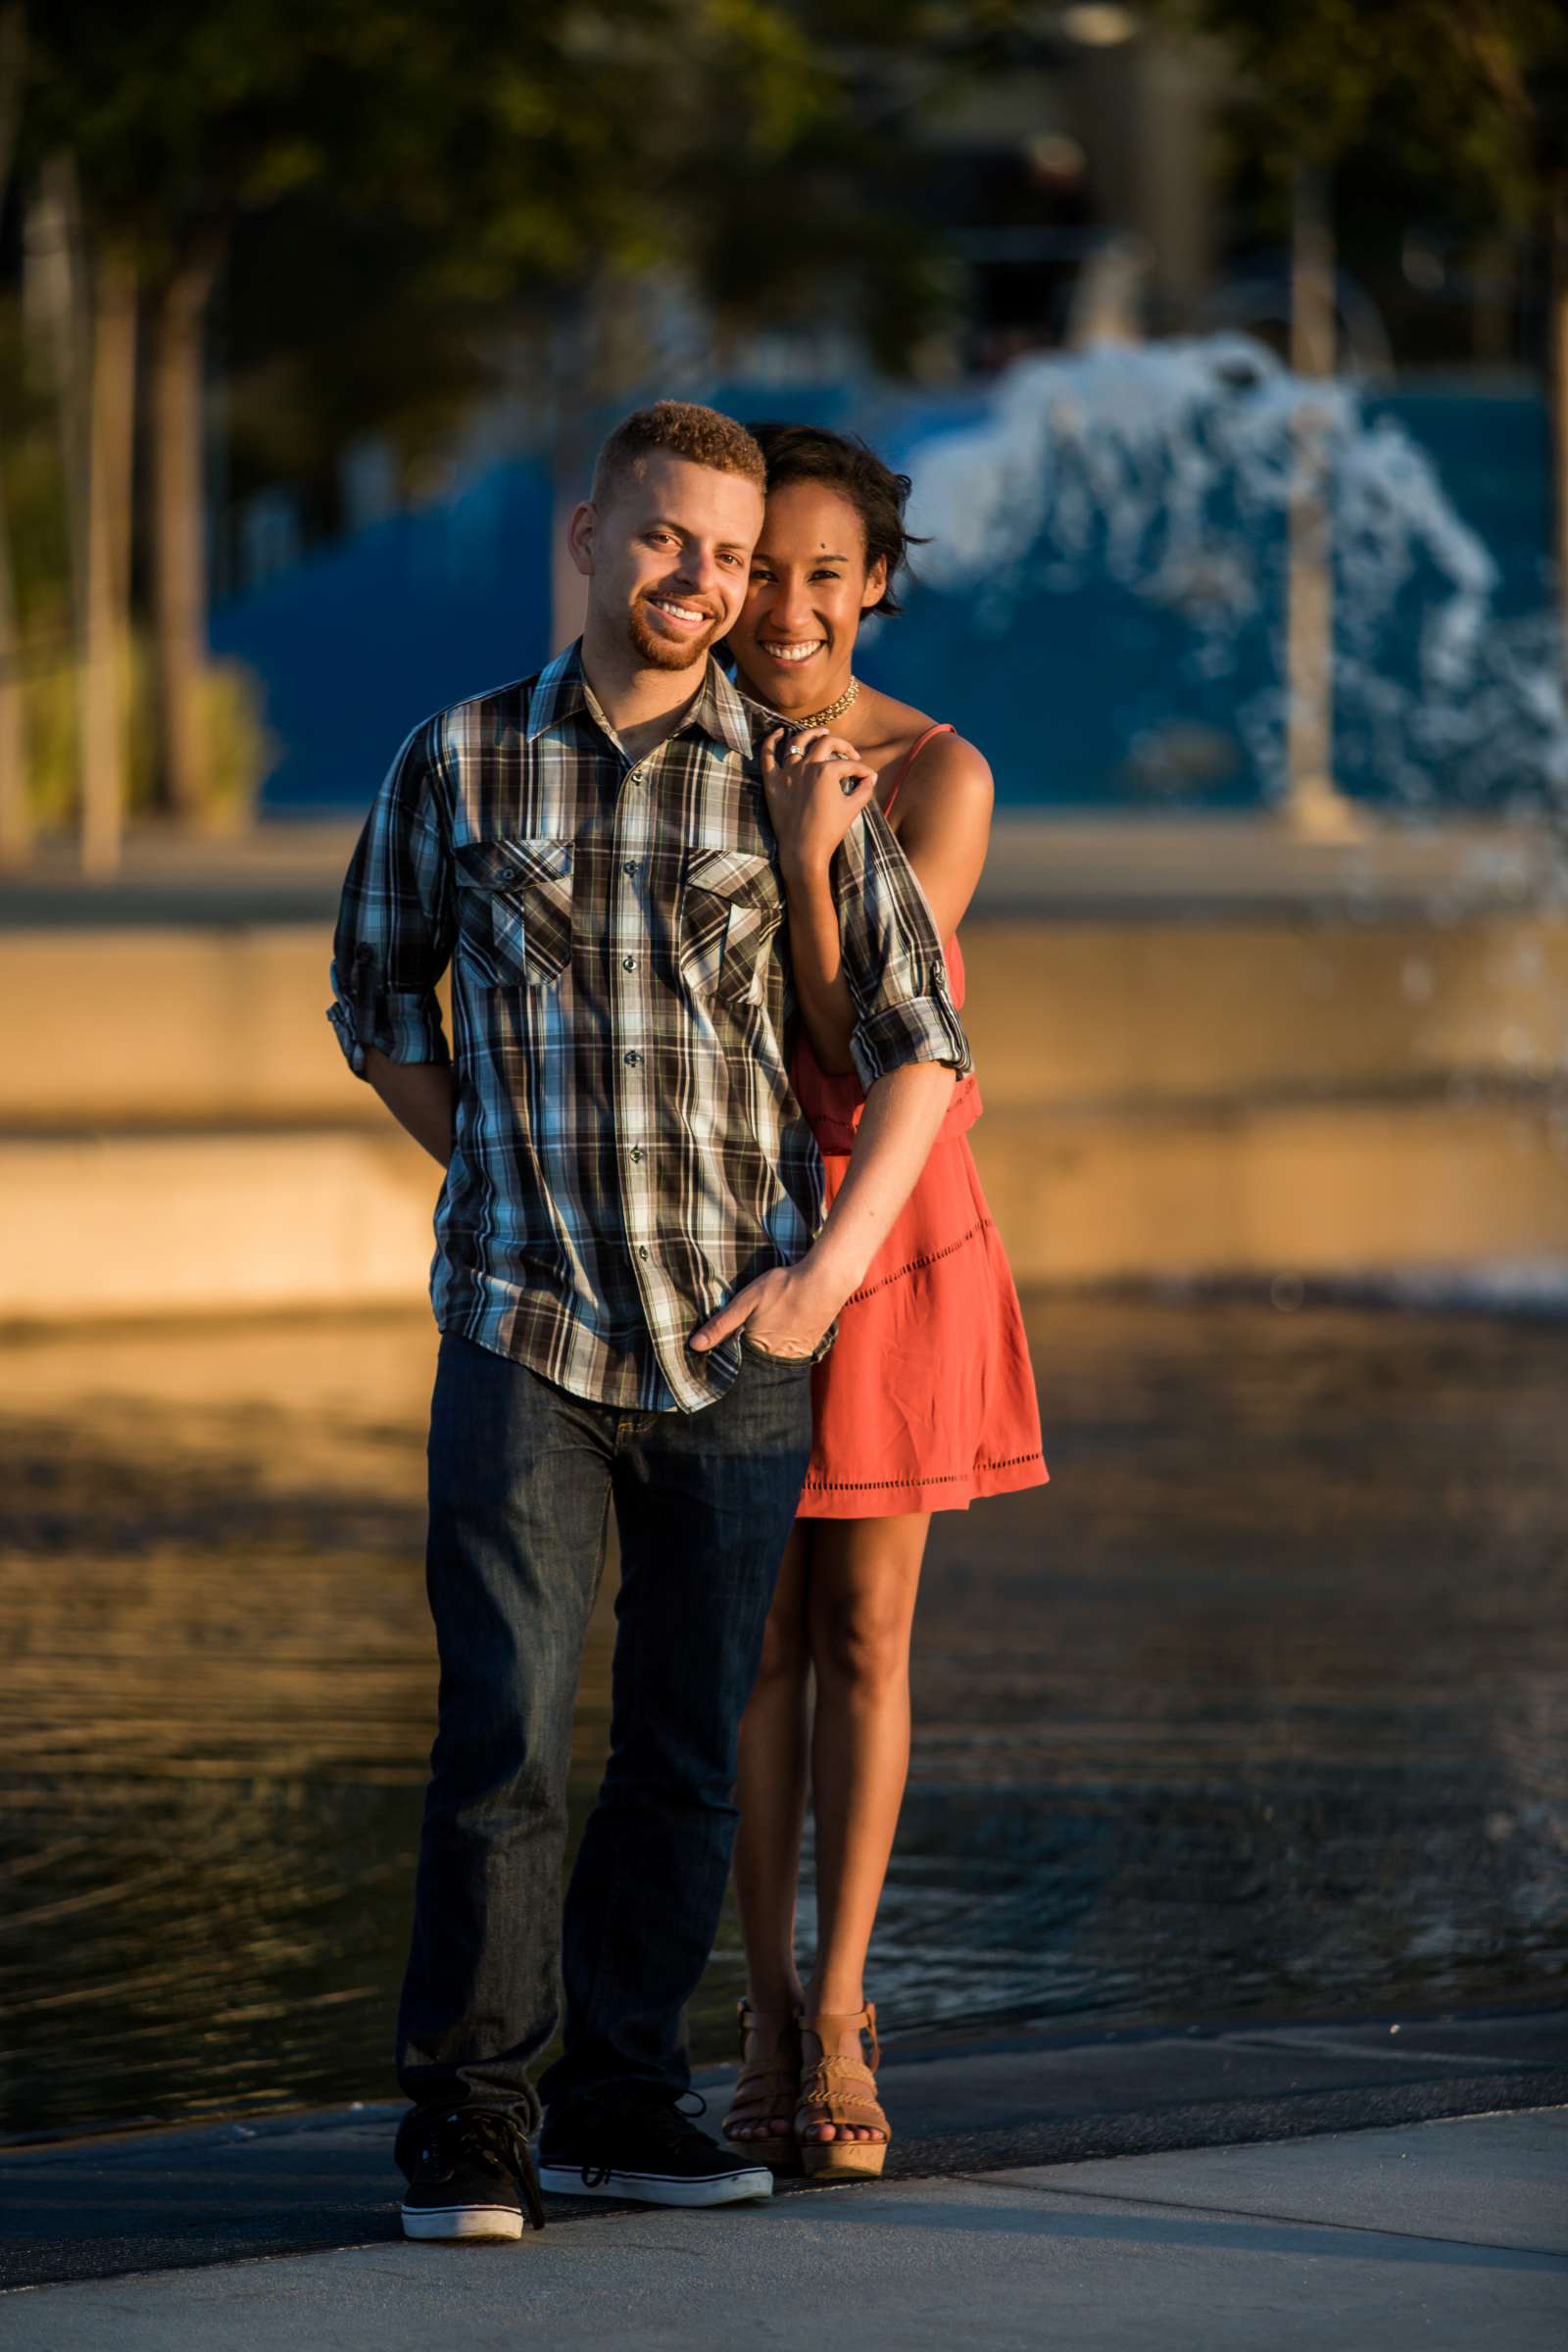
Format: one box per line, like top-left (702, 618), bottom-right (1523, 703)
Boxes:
top-left (395, 1330), bottom-right (813, 2135)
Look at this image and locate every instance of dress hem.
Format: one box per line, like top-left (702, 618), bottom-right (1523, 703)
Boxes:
top-left (796, 1449), bottom-right (1049, 1522)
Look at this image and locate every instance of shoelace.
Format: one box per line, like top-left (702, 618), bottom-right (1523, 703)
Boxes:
top-left (429, 2108), bottom-right (546, 2230)
top-left (623, 2087), bottom-right (712, 2156)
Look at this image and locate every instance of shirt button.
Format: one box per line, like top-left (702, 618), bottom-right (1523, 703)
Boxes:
top-left (630, 1146), bottom-right (644, 1163)
top-left (638, 1246), bottom-right (650, 1261)
top-left (622, 859), bottom-right (638, 877)
top-left (624, 1049), bottom-right (641, 1065)
top-left (622, 956), bottom-right (636, 970)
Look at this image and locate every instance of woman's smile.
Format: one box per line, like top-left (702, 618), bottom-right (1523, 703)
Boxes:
top-left (758, 636), bottom-right (827, 664)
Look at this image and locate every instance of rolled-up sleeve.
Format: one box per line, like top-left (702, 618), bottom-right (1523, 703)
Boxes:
top-left (326, 716), bottom-right (455, 1079)
top-left (832, 802), bottom-right (973, 1091)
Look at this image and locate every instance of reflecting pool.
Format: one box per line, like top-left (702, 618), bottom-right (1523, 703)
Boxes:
top-left (1, 1295), bottom-right (1563, 2140)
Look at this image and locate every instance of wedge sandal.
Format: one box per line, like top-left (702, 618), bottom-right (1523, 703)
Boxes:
top-left (720, 2000), bottom-right (802, 2176)
top-left (796, 2002), bottom-right (890, 2181)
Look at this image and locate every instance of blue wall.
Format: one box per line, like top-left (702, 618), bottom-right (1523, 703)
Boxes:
top-left (213, 385), bottom-right (1551, 817)
top-left (212, 459), bottom-right (553, 811)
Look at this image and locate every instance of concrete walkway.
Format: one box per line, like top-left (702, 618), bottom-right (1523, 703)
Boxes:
top-left (4, 2110), bottom-right (1565, 2350)
top-left (4, 2011), bottom-right (1566, 2345)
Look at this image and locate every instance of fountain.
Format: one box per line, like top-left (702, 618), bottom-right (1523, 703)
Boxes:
top-left (890, 334), bottom-right (1568, 832)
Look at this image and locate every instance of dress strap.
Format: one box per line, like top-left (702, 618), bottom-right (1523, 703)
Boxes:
top-left (883, 722), bottom-right (957, 816)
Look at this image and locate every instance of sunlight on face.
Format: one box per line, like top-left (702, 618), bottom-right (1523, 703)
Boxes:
top-left (581, 455), bottom-right (763, 670)
top-left (729, 481), bottom-right (888, 708)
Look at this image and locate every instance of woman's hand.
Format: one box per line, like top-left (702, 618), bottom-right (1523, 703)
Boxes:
top-left (760, 725), bottom-right (879, 880)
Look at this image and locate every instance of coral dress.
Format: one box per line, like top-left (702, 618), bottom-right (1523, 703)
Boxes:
top-left (794, 725), bottom-right (1049, 1519)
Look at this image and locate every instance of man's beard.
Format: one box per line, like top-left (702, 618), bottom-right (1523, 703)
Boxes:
top-left (626, 595), bottom-right (725, 670)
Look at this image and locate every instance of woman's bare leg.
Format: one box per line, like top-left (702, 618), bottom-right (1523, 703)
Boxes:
top-left (801, 1509), bottom-right (931, 2141)
top-left (728, 1523), bottom-right (812, 2137)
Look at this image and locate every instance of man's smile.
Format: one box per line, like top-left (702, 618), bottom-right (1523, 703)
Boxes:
top-left (646, 594), bottom-right (714, 630)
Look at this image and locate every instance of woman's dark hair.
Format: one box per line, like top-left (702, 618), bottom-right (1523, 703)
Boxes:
top-left (746, 421), bottom-right (927, 617)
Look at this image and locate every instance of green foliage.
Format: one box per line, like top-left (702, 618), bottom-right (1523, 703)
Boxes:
top-left (20, 632), bottom-right (275, 829)
top-left (23, 2), bottom-right (833, 284)
top-left (1159, 0), bottom-right (1568, 216)
top-left (2, 283), bottom-right (275, 828)
top-left (22, 1), bottom-right (1011, 364)
top-left (0, 303), bottom-right (70, 642)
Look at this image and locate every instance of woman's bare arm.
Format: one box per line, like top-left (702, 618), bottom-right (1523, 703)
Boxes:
top-left (890, 734), bottom-right (995, 942)
top-left (777, 731), bottom-right (996, 1077)
top-left (779, 860), bottom-right (858, 1074)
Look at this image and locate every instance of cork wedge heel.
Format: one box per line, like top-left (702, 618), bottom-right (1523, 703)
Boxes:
top-left (796, 2003), bottom-right (890, 2182)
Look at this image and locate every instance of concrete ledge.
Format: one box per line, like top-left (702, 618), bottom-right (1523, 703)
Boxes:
top-left (3, 1092), bottom-right (1566, 1320)
top-left (972, 1093), bottom-right (1568, 1282)
top-left (0, 1130), bottom-right (439, 1319)
top-left (964, 915), bottom-right (1568, 1111)
top-left (5, 913), bottom-right (1566, 1128)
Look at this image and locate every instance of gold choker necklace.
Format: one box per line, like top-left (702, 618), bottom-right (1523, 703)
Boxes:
top-left (738, 674), bottom-right (859, 731)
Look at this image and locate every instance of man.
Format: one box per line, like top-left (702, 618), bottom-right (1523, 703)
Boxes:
top-left (328, 401), bottom-right (969, 2240)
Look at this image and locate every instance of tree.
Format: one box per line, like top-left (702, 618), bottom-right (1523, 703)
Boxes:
top-left (0, 4), bottom-right (26, 862)
top-left (14, 2), bottom-right (1013, 847)
top-left (17, 0), bottom-right (847, 835)
top-left (1164, 1), bottom-right (1568, 665)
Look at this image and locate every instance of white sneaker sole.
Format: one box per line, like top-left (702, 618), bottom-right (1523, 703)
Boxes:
top-left (536, 2163), bottom-right (773, 2207)
top-left (401, 2201), bottom-right (524, 2241)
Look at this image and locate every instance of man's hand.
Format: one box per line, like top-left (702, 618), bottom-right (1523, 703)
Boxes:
top-left (689, 1259), bottom-right (844, 1360)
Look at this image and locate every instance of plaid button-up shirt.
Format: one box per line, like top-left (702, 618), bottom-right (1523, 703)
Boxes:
top-left (328, 642), bottom-right (971, 1413)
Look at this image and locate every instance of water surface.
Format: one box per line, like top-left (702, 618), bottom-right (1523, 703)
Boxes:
top-left (2, 1296), bottom-right (1563, 2140)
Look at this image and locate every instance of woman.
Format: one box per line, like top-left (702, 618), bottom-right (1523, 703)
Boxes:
top-left (720, 424), bottom-right (1049, 2180)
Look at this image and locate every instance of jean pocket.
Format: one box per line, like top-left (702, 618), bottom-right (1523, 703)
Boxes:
top-left (678, 847), bottom-right (783, 1007)
top-left (739, 1328), bottom-right (815, 1371)
top-left (454, 837), bottom-right (574, 987)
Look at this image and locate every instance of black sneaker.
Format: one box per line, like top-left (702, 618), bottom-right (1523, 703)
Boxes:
top-left (538, 2086), bottom-right (773, 2207)
top-left (396, 2105), bottom-right (546, 2241)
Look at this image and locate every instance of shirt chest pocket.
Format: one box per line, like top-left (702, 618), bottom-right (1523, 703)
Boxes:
top-left (678, 847), bottom-right (785, 1007)
top-left (453, 838), bottom-right (574, 988)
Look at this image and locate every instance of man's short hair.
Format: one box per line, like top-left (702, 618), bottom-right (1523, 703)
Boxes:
top-left (590, 402), bottom-right (766, 511)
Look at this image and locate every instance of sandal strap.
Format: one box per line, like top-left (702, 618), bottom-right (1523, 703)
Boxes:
top-left (736, 1997), bottom-right (799, 2056)
top-left (723, 2002), bottom-right (801, 2133)
top-left (795, 2004), bottom-right (887, 2133)
top-left (724, 2067), bottom-right (799, 2128)
top-left (798, 2003), bottom-right (880, 2075)
top-left (797, 2059), bottom-right (888, 2133)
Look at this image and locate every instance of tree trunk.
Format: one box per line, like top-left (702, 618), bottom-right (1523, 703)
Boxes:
top-left (0, 453), bottom-right (25, 866)
top-left (0, 6), bottom-right (28, 862)
top-left (35, 161), bottom-right (135, 876)
top-left (151, 259), bottom-right (215, 824)
top-left (1549, 176), bottom-right (1568, 684)
top-left (78, 248), bottom-right (137, 878)
top-left (1284, 169), bottom-right (1363, 840)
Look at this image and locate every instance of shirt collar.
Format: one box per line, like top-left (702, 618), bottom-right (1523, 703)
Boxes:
top-left (525, 639), bottom-right (754, 762)
top-left (690, 660), bottom-right (757, 760)
top-left (524, 641), bottom-right (590, 742)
